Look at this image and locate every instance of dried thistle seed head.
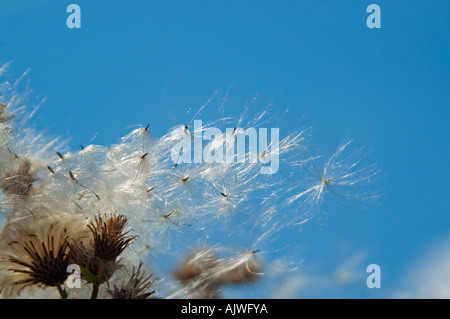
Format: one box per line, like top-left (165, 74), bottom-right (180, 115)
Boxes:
top-left (108, 262), bottom-right (155, 299)
top-left (1, 159), bottom-right (36, 197)
top-left (0, 223), bottom-right (72, 293)
top-left (69, 240), bottom-right (118, 284)
top-left (88, 214), bottom-right (135, 261)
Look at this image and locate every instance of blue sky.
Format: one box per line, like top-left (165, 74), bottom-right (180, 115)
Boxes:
top-left (0, 1), bottom-right (449, 298)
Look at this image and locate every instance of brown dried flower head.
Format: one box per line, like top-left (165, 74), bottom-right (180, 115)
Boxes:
top-left (88, 214), bottom-right (135, 261)
top-left (108, 262), bottom-right (155, 299)
top-left (1, 223), bottom-right (71, 293)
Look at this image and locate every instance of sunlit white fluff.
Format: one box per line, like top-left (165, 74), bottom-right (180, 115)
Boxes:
top-left (0, 63), bottom-right (381, 298)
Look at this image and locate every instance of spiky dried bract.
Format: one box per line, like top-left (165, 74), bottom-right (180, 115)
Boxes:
top-left (108, 262), bottom-right (155, 299)
top-left (0, 223), bottom-right (71, 294)
top-left (1, 159), bottom-right (35, 197)
top-left (88, 214), bottom-right (135, 261)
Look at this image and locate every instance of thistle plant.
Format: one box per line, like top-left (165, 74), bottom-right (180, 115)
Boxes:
top-left (0, 63), bottom-right (380, 299)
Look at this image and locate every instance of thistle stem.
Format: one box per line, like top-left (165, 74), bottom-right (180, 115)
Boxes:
top-left (56, 284), bottom-right (67, 299)
top-left (91, 261), bottom-right (104, 299)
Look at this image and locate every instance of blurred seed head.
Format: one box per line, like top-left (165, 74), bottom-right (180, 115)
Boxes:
top-left (173, 248), bottom-right (262, 298)
top-left (108, 262), bottom-right (156, 299)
